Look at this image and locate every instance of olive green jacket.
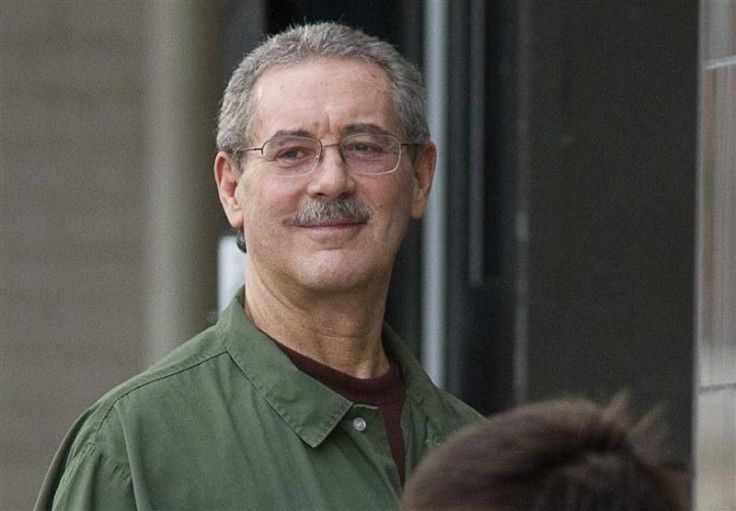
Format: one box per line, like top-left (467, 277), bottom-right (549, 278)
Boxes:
top-left (35, 289), bottom-right (481, 511)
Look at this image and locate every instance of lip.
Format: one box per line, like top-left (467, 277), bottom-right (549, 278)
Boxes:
top-left (296, 221), bottom-right (366, 243)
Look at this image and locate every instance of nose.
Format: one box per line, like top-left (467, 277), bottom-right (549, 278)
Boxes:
top-left (306, 143), bottom-right (356, 199)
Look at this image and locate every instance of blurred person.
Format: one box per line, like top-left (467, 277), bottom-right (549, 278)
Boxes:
top-left (35, 22), bottom-right (481, 510)
top-left (402, 395), bottom-right (688, 511)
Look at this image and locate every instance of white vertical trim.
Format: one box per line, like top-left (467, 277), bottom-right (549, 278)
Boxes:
top-left (218, 236), bottom-right (244, 313)
top-left (422, 0), bottom-right (449, 387)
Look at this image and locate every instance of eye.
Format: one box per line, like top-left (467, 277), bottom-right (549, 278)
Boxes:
top-left (264, 136), bottom-right (319, 165)
top-left (343, 136), bottom-right (392, 159)
top-left (277, 146), bottom-right (311, 160)
top-left (347, 142), bottom-right (384, 154)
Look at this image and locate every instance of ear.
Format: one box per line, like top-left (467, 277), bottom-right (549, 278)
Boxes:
top-left (214, 151), bottom-right (244, 229)
top-left (410, 142), bottom-right (436, 219)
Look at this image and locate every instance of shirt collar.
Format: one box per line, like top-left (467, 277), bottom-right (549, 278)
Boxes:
top-left (215, 287), bottom-right (441, 447)
top-left (216, 288), bottom-right (352, 448)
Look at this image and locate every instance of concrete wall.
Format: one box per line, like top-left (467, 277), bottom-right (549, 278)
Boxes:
top-left (0, 3), bottom-right (147, 509)
top-left (0, 2), bottom-right (221, 509)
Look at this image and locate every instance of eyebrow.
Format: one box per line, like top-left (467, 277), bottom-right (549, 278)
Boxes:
top-left (267, 124), bottom-right (392, 140)
top-left (270, 129), bottom-right (313, 138)
top-left (341, 124), bottom-right (391, 136)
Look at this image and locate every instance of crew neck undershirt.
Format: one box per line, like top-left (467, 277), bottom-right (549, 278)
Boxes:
top-left (273, 340), bottom-right (407, 483)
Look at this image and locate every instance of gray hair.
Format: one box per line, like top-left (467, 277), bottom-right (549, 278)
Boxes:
top-left (216, 22), bottom-right (429, 157)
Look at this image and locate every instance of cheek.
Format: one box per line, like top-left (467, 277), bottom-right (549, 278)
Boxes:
top-left (385, 176), bottom-right (415, 212)
top-left (370, 181), bottom-right (415, 232)
top-left (240, 178), bottom-right (302, 232)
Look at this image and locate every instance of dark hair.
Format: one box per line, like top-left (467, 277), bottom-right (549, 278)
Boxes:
top-left (402, 395), bottom-right (688, 511)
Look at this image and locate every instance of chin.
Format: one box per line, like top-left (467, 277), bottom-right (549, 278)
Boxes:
top-left (296, 259), bottom-right (389, 294)
top-left (299, 271), bottom-right (371, 294)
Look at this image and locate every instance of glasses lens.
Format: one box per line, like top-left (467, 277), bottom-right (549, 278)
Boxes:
top-left (341, 134), bottom-right (401, 175)
top-left (262, 136), bottom-right (321, 176)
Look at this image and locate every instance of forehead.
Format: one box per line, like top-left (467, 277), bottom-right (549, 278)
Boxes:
top-left (250, 58), bottom-right (399, 140)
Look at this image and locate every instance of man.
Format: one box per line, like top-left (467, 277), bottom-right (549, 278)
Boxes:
top-left (402, 395), bottom-right (688, 511)
top-left (35, 22), bottom-right (481, 510)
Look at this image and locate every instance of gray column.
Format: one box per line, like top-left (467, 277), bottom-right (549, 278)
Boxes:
top-left (143, 1), bottom-right (220, 365)
top-left (422, 0), bottom-right (450, 388)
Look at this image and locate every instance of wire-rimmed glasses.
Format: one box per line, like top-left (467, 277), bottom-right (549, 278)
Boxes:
top-left (236, 133), bottom-right (421, 176)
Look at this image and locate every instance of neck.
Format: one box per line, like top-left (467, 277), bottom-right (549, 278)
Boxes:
top-left (243, 266), bottom-right (391, 379)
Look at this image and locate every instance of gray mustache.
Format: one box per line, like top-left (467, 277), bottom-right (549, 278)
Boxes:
top-left (291, 198), bottom-right (372, 226)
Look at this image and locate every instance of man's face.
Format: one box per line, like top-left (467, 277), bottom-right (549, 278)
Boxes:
top-left (217, 58), bottom-right (434, 296)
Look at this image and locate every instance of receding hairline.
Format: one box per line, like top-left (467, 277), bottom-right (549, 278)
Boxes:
top-left (246, 57), bottom-right (403, 142)
top-left (217, 21), bottom-right (430, 156)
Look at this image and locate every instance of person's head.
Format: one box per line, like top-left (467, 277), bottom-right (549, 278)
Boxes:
top-left (213, 23), bottom-right (435, 295)
top-left (402, 396), bottom-right (688, 511)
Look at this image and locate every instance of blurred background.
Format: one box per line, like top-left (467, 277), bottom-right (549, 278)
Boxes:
top-left (1, 1), bottom-right (734, 509)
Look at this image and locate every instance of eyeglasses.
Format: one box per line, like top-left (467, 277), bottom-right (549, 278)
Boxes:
top-left (236, 133), bottom-right (420, 176)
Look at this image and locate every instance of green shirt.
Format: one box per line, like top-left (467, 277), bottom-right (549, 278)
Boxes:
top-left (35, 290), bottom-right (481, 511)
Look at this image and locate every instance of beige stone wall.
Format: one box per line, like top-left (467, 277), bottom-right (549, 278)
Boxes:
top-left (0, 2), bottom-right (148, 509)
top-left (696, 1), bottom-right (736, 509)
top-left (1, 0), bottom-right (227, 505)
top-left (0, 2), bottom-right (238, 508)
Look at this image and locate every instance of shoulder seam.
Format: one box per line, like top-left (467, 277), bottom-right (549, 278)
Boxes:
top-left (54, 440), bottom-right (132, 502)
top-left (81, 440), bottom-right (131, 481)
top-left (93, 348), bottom-right (230, 437)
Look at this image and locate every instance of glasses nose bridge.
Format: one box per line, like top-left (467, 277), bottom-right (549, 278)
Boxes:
top-left (316, 140), bottom-right (348, 166)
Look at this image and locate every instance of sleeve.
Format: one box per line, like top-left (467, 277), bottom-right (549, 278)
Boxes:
top-left (34, 406), bottom-right (138, 511)
top-left (35, 441), bottom-right (136, 511)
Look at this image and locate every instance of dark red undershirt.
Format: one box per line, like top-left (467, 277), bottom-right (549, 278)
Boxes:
top-left (273, 340), bottom-right (407, 483)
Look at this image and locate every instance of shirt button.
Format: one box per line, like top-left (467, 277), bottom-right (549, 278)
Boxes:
top-left (352, 417), bottom-right (367, 432)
